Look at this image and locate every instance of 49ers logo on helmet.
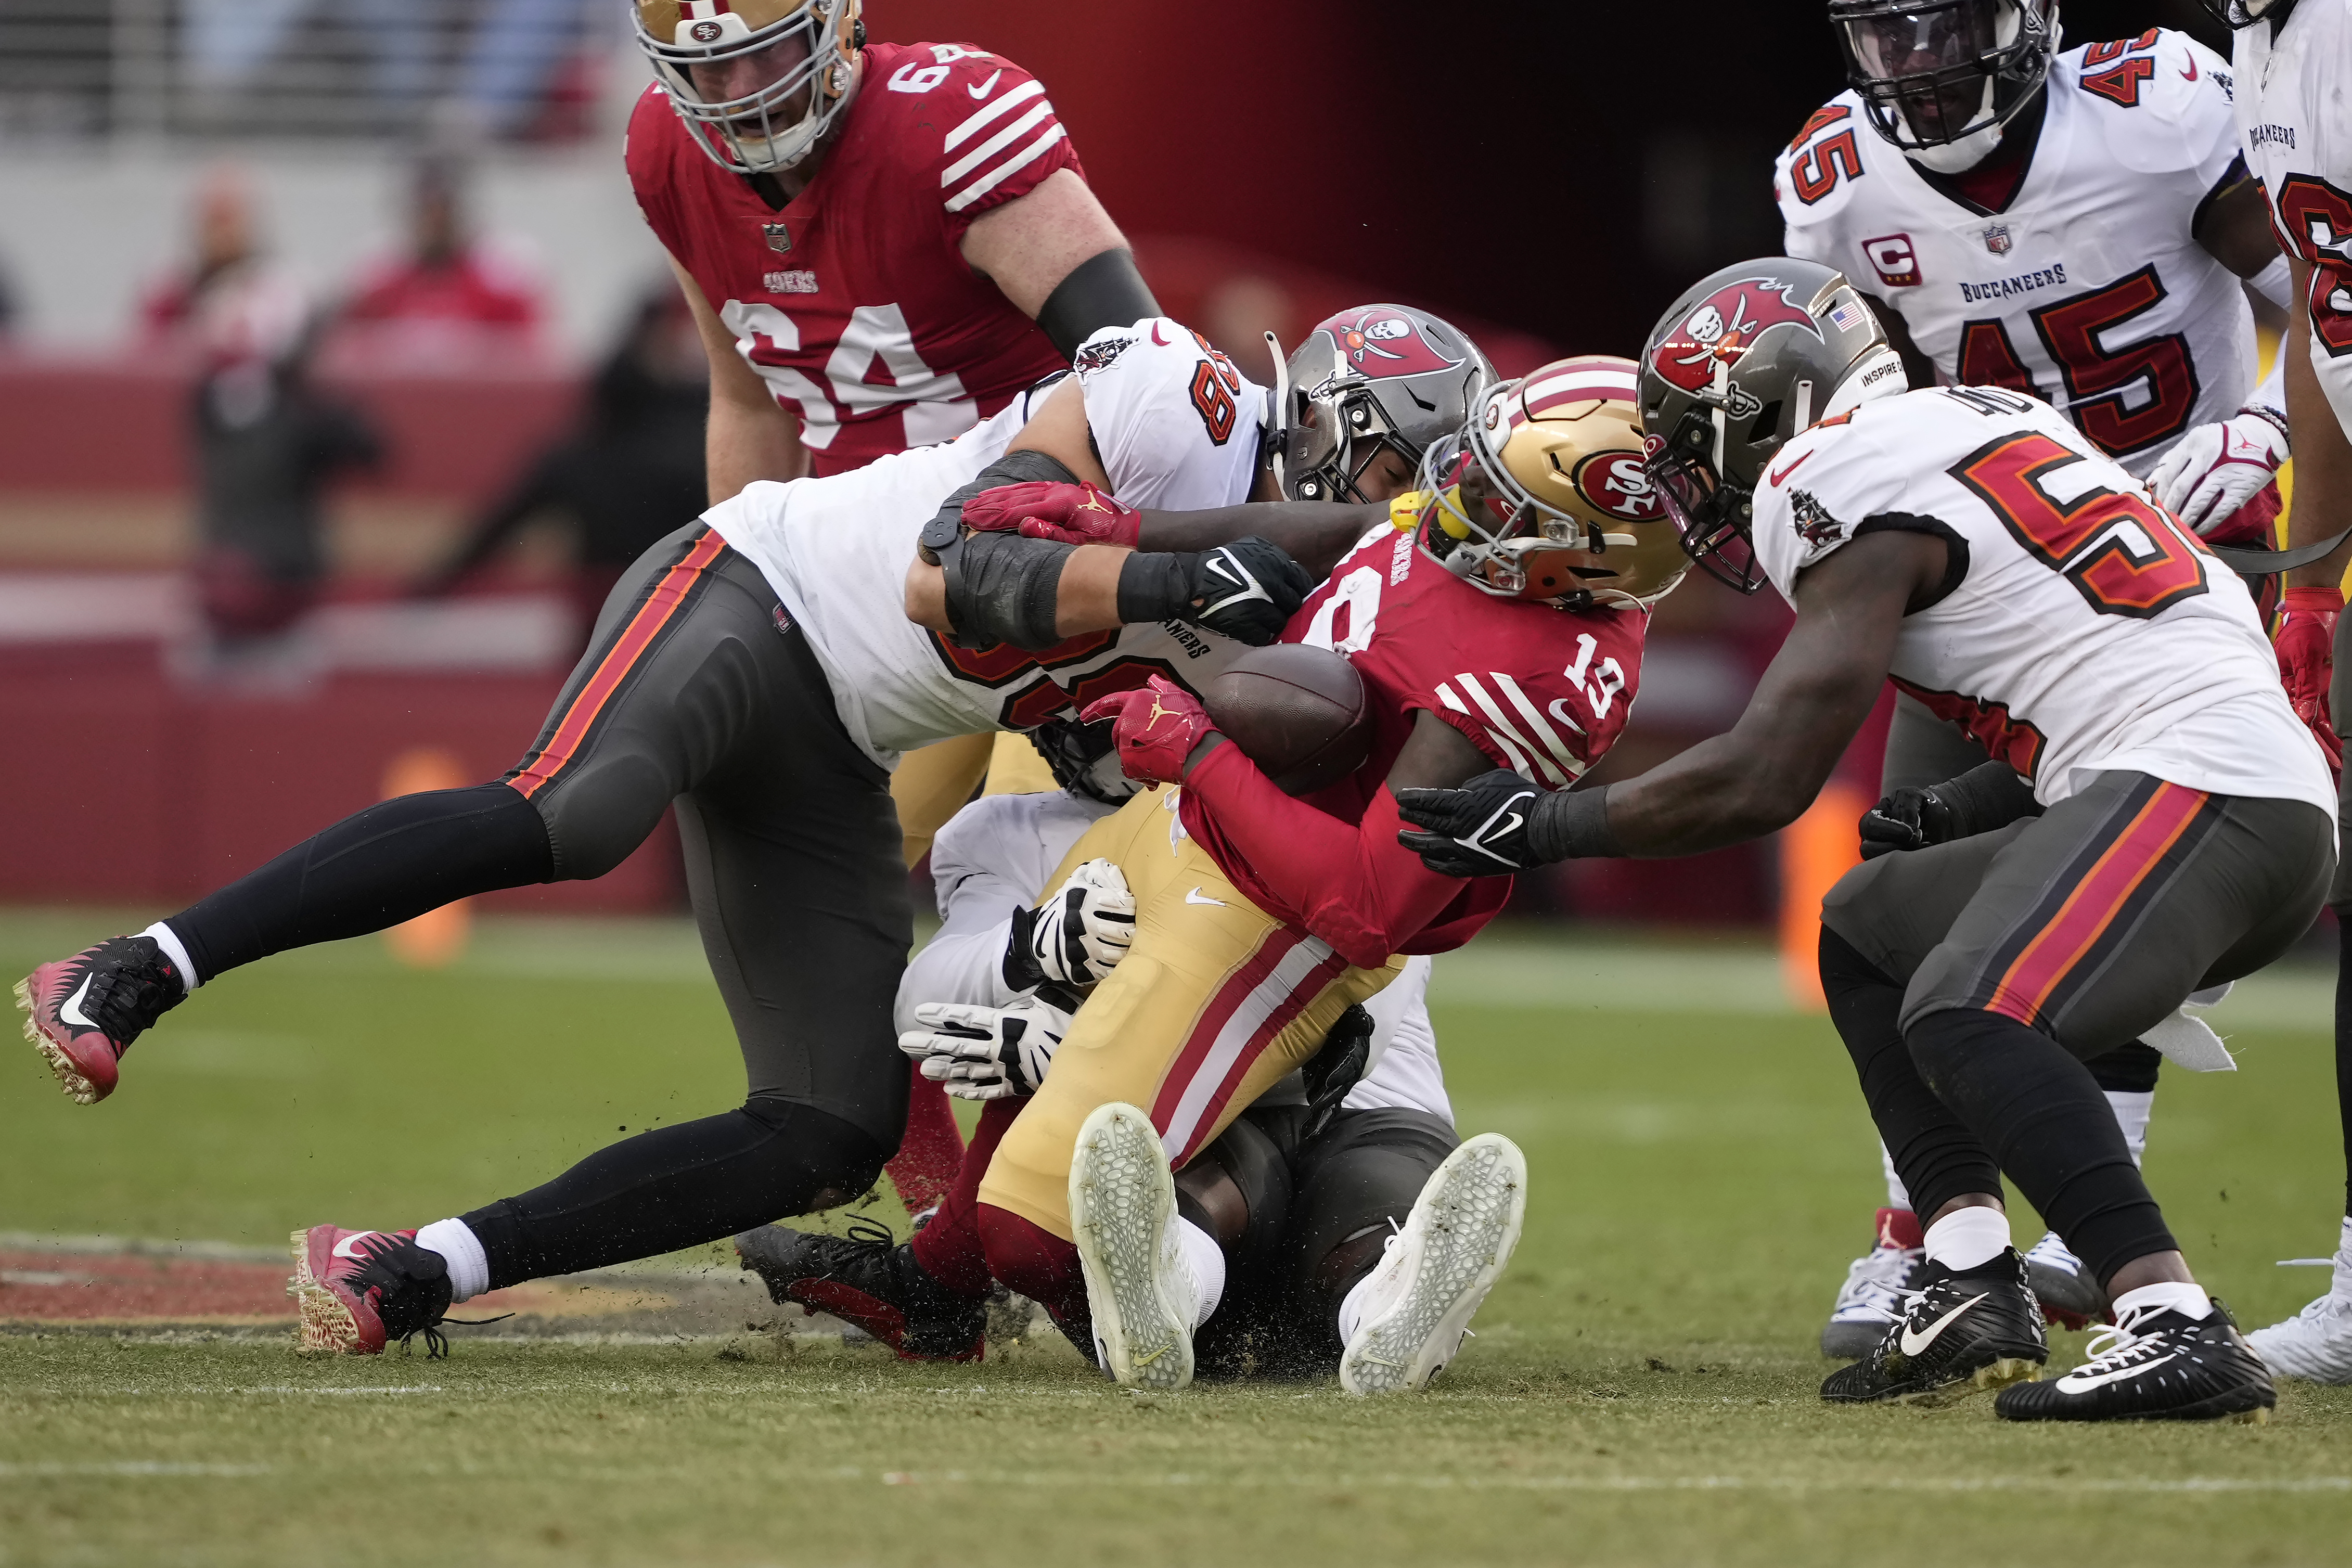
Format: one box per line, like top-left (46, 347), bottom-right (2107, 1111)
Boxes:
top-left (1314, 308), bottom-right (1463, 380)
top-left (1570, 451), bottom-right (1662, 523)
top-left (1649, 279), bottom-right (1819, 396)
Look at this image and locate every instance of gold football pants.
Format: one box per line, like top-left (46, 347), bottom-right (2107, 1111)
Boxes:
top-left (978, 785), bottom-right (1404, 1240)
top-left (890, 732), bottom-right (1061, 867)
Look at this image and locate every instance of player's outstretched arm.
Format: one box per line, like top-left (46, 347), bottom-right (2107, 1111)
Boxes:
top-left (2277, 256), bottom-right (2352, 767)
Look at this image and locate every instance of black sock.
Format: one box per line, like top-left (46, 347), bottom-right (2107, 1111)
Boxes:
top-left (2085, 1041), bottom-right (2163, 1095)
top-left (461, 1096), bottom-right (886, 1290)
top-left (1818, 927), bottom-right (2001, 1221)
top-left (1906, 1007), bottom-right (2175, 1286)
top-left (2338, 915), bottom-right (2352, 1218)
top-left (165, 783), bottom-right (552, 981)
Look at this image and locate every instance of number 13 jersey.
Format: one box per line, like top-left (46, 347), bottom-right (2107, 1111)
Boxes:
top-left (1776, 29), bottom-right (2254, 479)
top-left (1751, 387), bottom-right (2332, 820)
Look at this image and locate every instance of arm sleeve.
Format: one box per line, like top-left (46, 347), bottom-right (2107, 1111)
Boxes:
top-left (1183, 742), bottom-right (1478, 970)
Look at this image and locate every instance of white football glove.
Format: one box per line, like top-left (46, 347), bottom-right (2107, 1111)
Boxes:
top-left (897, 998), bottom-right (1070, 1100)
top-left (1007, 857), bottom-right (1135, 988)
top-left (2149, 409), bottom-right (2290, 536)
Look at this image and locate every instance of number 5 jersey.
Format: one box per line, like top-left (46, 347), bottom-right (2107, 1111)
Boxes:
top-left (1751, 385), bottom-right (2333, 820)
top-left (1776, 28), bottom-right (2256, 480)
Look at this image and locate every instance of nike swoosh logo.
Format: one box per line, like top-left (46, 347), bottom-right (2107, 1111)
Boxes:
top-left (1898, 1291), bottom-right (1988, 1357)
top-left (331, 1231), bottom-right (382, 1260)
top-left (57, 974), bottom-right (100, 1030)
top-left (2181, 56), bottom-right (2199, 81)
top-left (1150, 322), bottom-right (1169, 346)
top-left (2056, 1351), bottom-right (2179, 1393)
top-left (1768, 449), bottom-right (1815, 487)
top-left (968, 69), bottom-right (1003, 99)
top-left (1184, 888), bottom-right (1227, 906)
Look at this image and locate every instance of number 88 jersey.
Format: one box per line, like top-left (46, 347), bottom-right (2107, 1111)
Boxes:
top-left (1750, 386), bottom-right (2333, 819)
top-left (1775, 29), bottom-right (2254, 479)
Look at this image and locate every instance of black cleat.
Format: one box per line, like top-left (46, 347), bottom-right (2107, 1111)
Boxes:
top-left (1821, 1248), bottom-right (2047, 1405)
top-left (1997, 1297), bottom-right (2274, 1423)
top-left (736, 1218), bottom-right (984, 1362)
top-left (18, 935), bottom-right (186, 1104)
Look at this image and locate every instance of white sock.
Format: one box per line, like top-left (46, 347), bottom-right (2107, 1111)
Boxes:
top-left (1337, 1268), bottom-right (1380, 1345)
top-left (414, 1218), bottom-right (489, 1303)
top-left (1173, 1216), bottom-right (1225, 1328)
top-left (1879, 1140), bottom-right (1911, 1211)
top-left (2112, 1280), bottom-right (2212, 1322)
top-left (2103, 1089), bottom-right (2153, 1167)
top-left (2333, 1217), bottom-right (2352, 1299)
top-left (141, 922), bottom-right (199, 992)
top-left (1922, 1206), bottom-right (2010, 1272)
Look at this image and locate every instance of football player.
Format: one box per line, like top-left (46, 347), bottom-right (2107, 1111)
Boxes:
top-left (1781, 1), bottom-right (2305, 1352)
top-left (1398, 260), bottom-right (2336, 1422)
top-left (14, 306), bottom-right (1483, 1356)
top-left (2201, 0), bottom-right (2352, 1383)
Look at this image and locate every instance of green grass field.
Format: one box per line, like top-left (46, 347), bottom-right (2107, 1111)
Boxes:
top-left (4, 909), bottom-right (2350, 1566)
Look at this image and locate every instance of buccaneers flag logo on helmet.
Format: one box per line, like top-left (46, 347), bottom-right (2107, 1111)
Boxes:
top-left (1316, 308), bottom-right (1464, 380)
top-left (1648, 279), bottom-right (1820, 396)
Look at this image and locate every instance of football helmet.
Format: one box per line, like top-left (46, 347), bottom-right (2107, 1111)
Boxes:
top-left (1637, 259), bottom-right (1908, 594)
top-left (1265, 306), bottom-right (1493, 504)
top-left (1829, 0), bottom-right (2059, 166)
top-left (636, 0), bottom-right (865, 175)
top-left (1413, 356), bottom-right (1689, 610)
top-left (2195, 0), bottom-right (2286, 24)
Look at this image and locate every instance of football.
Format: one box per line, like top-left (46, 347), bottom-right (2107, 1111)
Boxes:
top-left (1203, 642), bottom-right (1372, 796)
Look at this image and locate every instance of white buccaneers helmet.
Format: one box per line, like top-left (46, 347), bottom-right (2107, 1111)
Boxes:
top-left (1414, 356), bottom-right (1689, 610)
top-left (635, 0), bottom-right (865, 175)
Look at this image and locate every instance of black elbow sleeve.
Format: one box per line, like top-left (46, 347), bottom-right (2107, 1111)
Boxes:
top-left (942, 532), bottom-right (1076, 651)
top-left (1937, 758), bottom-right (2043, 839)
top-left (1035, 248), bottom-right (1162, 361)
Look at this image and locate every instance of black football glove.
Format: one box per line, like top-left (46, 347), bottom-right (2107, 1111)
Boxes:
top-left (1180, 537), bottom-right (1313, 646)
top-left (1395, 769), bottom-right (1550, 876)
top-left (1856, 785), bottom-right (1956, 859)
top-left (1857, 759), bottom-right (2042, 860)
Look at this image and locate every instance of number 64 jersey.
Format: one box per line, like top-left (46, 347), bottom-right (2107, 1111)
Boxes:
top-left (1776, 29), bottom-right (2254, 479)
top-left (1753, 387), bottom-right (2333, 819)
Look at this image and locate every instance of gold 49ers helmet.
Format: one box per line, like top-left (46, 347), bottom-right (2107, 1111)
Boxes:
top-left (636, 0), bottom-right (865, 175)
top-left (1413, 356), bottom-right (1689, 610)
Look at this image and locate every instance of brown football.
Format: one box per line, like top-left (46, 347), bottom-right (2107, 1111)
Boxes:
top-left (1203, 643), bottom-right (1371, 796)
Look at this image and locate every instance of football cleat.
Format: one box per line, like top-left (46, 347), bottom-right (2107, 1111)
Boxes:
top-left (1997, 1297), bottom-right (2274, 1423)
top-left (1069, 1101), bottom-right (1198, 1392)
top-left (16, 935), bottom-right (185, 1104)
top-left (287, 1226), bottom-right (454, 1357)
top-left (1338, 1133), bottom-right (1527, 1396)
top-left (2023, 1228), bottom-right (2109, 1329)
top-left (735, 1219), bottom-right (984, 1361)
top-left (1821, 1248), bottom-right (2047, 1405)
top-left (2245, 1240), bottom-right (2352, 1383)
top-left (1821, 1207), bottom-right (1924, 1359)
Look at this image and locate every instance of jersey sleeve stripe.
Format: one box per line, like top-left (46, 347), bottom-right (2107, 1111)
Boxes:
top-left (1489, 672), bottom-right (1591, 779)
top-left (1453, 673), bottom-right (1575, 787)
top-left (944, 122), bottom-right (1070, 214)
top-left (941, 98), bottom-right (1058, 186)
top-left (943, 78), bottom-right (1045, 151)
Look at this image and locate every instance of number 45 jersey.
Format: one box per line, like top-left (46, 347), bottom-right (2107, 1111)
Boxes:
top-left (1776, 29), bottom-right (2254, 479)
top-left (1752, 386), bottom-right (2333, 819)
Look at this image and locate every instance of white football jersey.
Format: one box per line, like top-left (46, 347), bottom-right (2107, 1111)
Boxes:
top-left (1752, 385), bottom-right (2333, 820)
top-left (1778, 30), bottom-right (2255, 478)
top-left (899, 787), bottom-right (1450, 1122)
top-left (705, 318), bottom-right (1268, 767)
top-left (2233, 0), bottom-right (2352, 438)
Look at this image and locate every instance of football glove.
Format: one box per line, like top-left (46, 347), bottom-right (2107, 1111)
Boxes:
top-left (2149, 410), bottom-right (2289, 538)
top-left (1080, 675), bottom-right (1218, 787)
top-left (2277, 585), bottom-right (2343, 778)
top-left (1858, 758), bottom-right (2042, 859)
top-left (1183, 539), bottom-right (1313, 646)
top-left (898, 998), bottom-right (1069, 1100)
top-left (1395, 769), bottom-right (1551, 875)
top-left (961, 480), bottom-right (1142, 549)
top-left (1857, 785), bottom-right (1959, 860)
top-left (1003, 857), bottom-right (1136, 991)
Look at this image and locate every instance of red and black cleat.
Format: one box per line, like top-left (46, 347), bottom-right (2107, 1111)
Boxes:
top-left (288, 1226), bottom-right (455, 1357)
top-left (737, 1218), bottom-right (985, 1361)
top-left (15, 935), bottom-right (185, 1105)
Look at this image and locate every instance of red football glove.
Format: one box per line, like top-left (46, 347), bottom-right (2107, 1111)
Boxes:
top-left (2277, 584), bottom-right (2343, 778)
top-left (960, 481), bottom-right (1142, 548)
top-left (1079, 675), bottom-right (1217, 786)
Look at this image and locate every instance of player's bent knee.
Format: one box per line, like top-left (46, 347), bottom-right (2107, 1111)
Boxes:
top-left (739, 1095), bottom-right (890, 1215)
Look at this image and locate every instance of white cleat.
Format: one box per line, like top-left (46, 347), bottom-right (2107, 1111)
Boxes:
top-left (2022, 1228), bottom-right (2108, 1327)
top-left (1069, 1102), bottom-right (1197, 1392)
top-left (2246, 1236), bottom-right (2352, 1384)
top-left (1338, 1133), bottom-right (1527, 1396)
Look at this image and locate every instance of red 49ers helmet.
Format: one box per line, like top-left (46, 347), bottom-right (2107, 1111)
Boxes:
top-left (636, 0), bottom-right (865, 174)
top-left (1265, 305), bottom-right (1494, 504)
top-left (1412, 356), bottom-right (1690, 610)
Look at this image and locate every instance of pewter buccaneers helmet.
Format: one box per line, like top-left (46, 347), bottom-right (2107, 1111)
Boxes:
top-left (1638, 258), bottom-right (1908, 593)
top-left (1265, 305), bottom-right (1493, 503)
top-left (1829, 0), bottom-right (2059, 160)
top-left (1418, 356), bottom-right (1689, 609)
top-left (635, 0), bottom-right (865, 174)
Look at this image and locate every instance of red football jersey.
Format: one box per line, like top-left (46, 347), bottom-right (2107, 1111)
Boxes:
top-left (627, 41), bottom-right (1081, 475)
top-left (1182, 521), bottom-right (1648, 956)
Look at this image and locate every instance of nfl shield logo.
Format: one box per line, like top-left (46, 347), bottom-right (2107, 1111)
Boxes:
top-left (762, 222), bottom-right (791, 254)
top-left (1982, 224), bottom-right (2013, 255)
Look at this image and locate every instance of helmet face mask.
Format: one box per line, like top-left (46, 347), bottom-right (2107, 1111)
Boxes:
top-left (636, 0), bottom-right (865, 175)
top-left (1829, 0), bottom-right (2058, 156)
top-left (2194, 0), bottom-right (2283, 24)
top-left (1268, 306), bottom-right (1494, 505)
